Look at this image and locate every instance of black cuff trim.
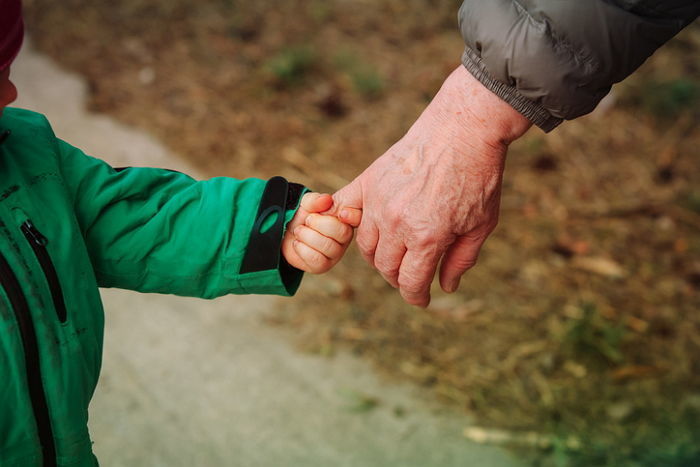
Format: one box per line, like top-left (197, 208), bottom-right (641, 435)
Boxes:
top-left (240, 177), bottom-right (307, 275)
top-left (286, 182), bottom-right (305, 211)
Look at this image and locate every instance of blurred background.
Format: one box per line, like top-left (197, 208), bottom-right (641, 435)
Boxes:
top-left (22, 0), bottom-right (700, 465)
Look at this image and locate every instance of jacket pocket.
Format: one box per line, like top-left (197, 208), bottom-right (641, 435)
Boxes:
top-left (20, 219), bottom-right (68, 323)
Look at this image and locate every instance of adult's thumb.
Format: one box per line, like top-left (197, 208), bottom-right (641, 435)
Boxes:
top-left (439, 234), bottom-right (485, 293)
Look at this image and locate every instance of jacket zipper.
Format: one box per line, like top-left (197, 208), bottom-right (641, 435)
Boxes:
top-left (0, 252), bottom-right (58, 467)
top-left (20, 220), bottom-right (67, 323)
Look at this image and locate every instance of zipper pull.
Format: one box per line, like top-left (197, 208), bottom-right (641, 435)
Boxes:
top-left (21, 221), bottom-right (48, 247)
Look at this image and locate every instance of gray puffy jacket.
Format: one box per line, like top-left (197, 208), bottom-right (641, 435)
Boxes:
top-left (458, 0), bottom-right (700, 131)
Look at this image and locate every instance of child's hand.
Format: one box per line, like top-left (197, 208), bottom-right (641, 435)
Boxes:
top-left (282, 193), bottom-right (361, 274)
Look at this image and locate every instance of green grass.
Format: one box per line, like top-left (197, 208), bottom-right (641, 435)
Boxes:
top-left (265, 45), bottom-right (317, 87)
top-left (621, 78), bottom-right (700, 120)
top-left (561, 302), bottom-right (626, 366)
top-left (334, 50), bottom-right (386, 99)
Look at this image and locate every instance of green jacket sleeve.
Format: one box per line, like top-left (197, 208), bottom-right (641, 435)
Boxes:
top-left (458, 0), bottom-right (700, 131)
top-left (56, 139), bottom-right (306, 298)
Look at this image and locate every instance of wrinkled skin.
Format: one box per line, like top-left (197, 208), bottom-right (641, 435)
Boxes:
top-left (329, 66), bottom-right (532, 307)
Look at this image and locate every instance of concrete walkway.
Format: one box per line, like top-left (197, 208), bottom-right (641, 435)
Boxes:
top-left (12, 41), bottom-right (522, 467)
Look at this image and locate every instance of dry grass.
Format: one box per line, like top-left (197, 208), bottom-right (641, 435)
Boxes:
top-left (24, 1), bottom-right (700, 465)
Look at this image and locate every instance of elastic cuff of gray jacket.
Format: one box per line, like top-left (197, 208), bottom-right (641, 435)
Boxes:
top-left (460, 48), bottom-right (562, 133)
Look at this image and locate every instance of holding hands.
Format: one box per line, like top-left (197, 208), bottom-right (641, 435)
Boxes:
top-left (327, 66), bottom-right (531, 307)
top-left (282, 192), bottom-right (361, 274)
top-left (283, 67), bottom-right (531, 304)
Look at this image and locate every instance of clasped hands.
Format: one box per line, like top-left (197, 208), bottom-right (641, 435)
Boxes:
top-left (285, 66), bottom-right (532, 307)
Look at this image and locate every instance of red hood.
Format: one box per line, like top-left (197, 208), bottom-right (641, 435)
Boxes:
top-left (0, 0), bottom-right (24, 71)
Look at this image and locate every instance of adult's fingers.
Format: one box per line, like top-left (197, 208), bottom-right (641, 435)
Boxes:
top-left (397, 248), bottom-right (442, 307)
top-left (373, 234), bottom-right (406, 288)
top-left (438, 234), bottom-right (485, 293)
top-left (354, 220), bottom-right (379, 266)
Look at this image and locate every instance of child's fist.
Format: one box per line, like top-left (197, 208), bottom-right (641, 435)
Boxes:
top-left (282, 192), bottom-right (361, 274)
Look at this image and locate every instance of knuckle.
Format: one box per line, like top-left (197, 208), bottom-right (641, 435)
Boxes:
top-left (406, 222), bottom-right (448, 251)
top-left (382, 208), bottom-right (412, 235)
top-left (464, 225), bottom-right (489, 241)
top-left (338, 224), bottom-right (353, 243)
top-left (384, 205), bottom-right (403, 226)
top-left (356, 236), bottom-right (377, 257)
top-left (457, 258), bottom-right (478, 271)
top-left (320, 237), bottom-right (338, 256)
top-left (297, 226), bottom-right (314, 244)
top-left (317, 233), bottom-right (330, 249)
top-left (412, 232), bottom-right (439, 251)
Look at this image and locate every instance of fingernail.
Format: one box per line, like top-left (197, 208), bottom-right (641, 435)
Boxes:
top-left (448, 278), bottom-right (460, 293)
top-left (340, 209), bottom-right (348, 220)
top-left (294, 226), bottom-right (302, 236)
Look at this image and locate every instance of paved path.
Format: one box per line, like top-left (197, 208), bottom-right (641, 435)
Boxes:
top-left (12, 40), bottom-right (522, 467)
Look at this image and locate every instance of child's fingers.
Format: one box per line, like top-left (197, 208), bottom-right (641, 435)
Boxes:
top-left (300, 192), bottom-right (334, 214)
top-left (305, 213), bottom-right (354, 244)
top-left (339, 207), bottom-right (362, 228)
top-left (294, 225), bottom-right (344, 259)
top-left (293, 240), bottom-right (332, 274)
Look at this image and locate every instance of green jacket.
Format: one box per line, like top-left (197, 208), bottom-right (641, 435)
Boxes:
top-left (0, 108), bottom-right (305, 466)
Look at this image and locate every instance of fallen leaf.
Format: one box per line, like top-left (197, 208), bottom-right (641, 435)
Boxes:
top-left (463, 426), bottom-right (581, 450)
top-left (572, 256), bottom-right (626, 278)
top-left (563, 360), bottom-right (588, 379)
top-left (611, 365), bottom-right (664, 381)
top-left (625, 316), bottom-right (649, 333)
top-left (606, 402), bottom-right (634, 422)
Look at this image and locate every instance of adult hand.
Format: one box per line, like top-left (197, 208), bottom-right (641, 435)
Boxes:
top-left (329, 66), bottom-right (532, 307)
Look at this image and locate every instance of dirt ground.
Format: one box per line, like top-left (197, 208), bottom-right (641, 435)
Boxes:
top-left (24, 1), bottom-right (700, 465)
